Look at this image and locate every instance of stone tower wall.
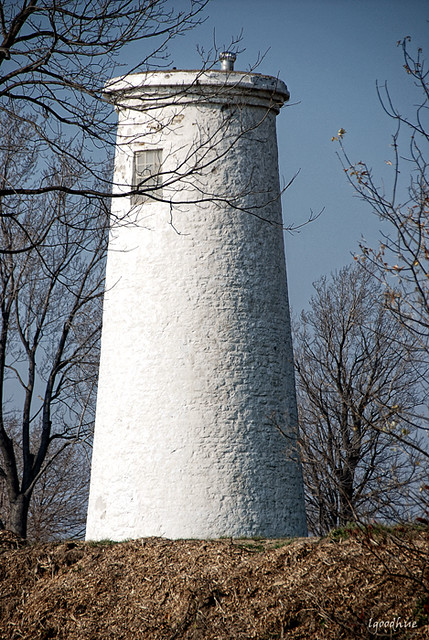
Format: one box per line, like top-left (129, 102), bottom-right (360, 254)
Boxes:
top-left (86, 70), bottom-right (307, 540)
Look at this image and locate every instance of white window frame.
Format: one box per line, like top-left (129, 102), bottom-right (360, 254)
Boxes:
top-left (132, 149), bottom-right (163, 205)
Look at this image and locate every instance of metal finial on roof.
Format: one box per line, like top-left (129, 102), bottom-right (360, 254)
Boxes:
top-left (219, 51), bottom-right (236, 72)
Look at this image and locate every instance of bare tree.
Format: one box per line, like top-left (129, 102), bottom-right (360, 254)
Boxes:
top-left (27, 442), bottom-right (90, 541)
top-left (0, 0), bottom-right (208, 198)
top-left (336, 37), bottom-right (428, 375)
top-left (293, 265), bottom-right (427, 535)
top-left (0, 418), bottom-right (90, 540)
top-left (0, 0), bottom-right (216, 256)
top-left (0, 114), bottom-right (106, 538)
top-left (0, 0), bottom-right (314, 258)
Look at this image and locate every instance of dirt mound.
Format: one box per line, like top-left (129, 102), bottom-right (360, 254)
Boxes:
top-left (0, 527), bottom-right (428, 639)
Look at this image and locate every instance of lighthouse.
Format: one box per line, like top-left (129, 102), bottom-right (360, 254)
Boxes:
top-left (86, 54), bottom-right (307, 540)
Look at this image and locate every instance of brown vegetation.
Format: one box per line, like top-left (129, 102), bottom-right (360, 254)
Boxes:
top-left (0, 526), bottom-right (428, 639)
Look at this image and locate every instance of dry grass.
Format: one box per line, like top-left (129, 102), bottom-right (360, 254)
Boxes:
top-left (0, 526), bottom-right (428, 639)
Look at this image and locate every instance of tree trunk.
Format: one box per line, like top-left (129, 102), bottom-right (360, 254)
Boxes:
top-left (7, 493), bottom-right (30, 538)
top-left (339, 470), bottom-right (355, 526)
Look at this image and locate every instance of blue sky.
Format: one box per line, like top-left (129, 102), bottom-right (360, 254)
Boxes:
top-left (125, 0), bottom-right (428, 312)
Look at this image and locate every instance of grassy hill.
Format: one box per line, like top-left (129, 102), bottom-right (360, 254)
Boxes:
top-left (0, 525), bottom-right (428, 639)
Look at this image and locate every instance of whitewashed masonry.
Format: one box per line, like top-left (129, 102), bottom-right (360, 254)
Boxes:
top-left (86, 61), bottom-right (307, 540)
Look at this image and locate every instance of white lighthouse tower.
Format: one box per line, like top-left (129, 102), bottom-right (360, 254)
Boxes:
top-left (86, 54), bottom-right (307, 540)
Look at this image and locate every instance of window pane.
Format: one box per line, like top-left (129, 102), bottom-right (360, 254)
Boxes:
top-left (132, 149), bottom-right (162, 204)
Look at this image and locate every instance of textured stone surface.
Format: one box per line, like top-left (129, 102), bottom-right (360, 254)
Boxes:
top-left (86, 70), bottom-right (307, 540)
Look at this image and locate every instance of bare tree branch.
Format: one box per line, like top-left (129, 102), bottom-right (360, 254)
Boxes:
top-left (292, 265), bottom-right (427, 536)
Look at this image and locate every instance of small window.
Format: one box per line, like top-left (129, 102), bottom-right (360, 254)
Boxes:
top-left (132, 149), bottom-right (162, 205)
